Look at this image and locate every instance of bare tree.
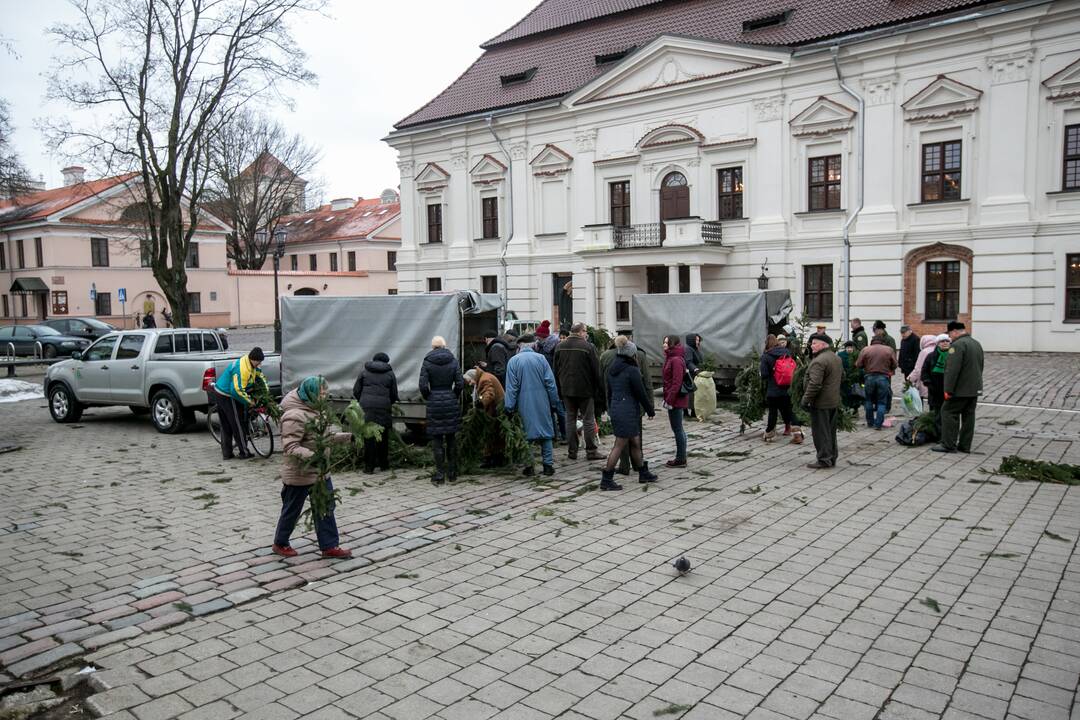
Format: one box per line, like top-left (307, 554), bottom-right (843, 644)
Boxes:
top-left (44, 0), bottom-right (322, 327)
top-left (0, 99), bottom-right (35, 199)
top-left (206, 111), bottom-right (320, 269)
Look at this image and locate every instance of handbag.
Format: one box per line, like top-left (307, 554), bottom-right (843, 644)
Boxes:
top-left (678, 368), bottom-right (695, 396)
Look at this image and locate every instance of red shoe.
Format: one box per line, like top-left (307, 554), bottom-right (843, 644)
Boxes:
top-left (272, 544), bottom-right (298, 557)
top-left (665, 458), bottom-right (687, 468)
top-left (321, 547), bottom-right (353, 559)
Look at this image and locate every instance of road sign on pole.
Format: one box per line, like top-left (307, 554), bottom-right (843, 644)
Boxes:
top-left (90, 282), bottom-right (97, 301)
top-left (118, 288), bottom-right (127, 303)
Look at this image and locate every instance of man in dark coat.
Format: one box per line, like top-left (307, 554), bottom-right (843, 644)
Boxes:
top-left (553, 323), bottom-right (604, 461)
top-left (802, 336), bottom-right (843, 469)
top-left (483, 331), bottom-right (512, 388)
top-left (898, 325), bottom-right (921, 378)
top-left (352, 352), bottom-right (399, 473)
top-left (850, 318), bottom-right (869, 353)
top-left (934, 321), bottom-right (985, 454)
top-left (420, 336), bottom-right (464, 485)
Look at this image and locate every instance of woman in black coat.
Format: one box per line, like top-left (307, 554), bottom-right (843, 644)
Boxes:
top-left (601, 337), bottom-right (657, 492)
top-left (759, 334), bottom-right (803, 444)
top-left (419, 336), bottom-right (463, 485)
top-left (352, 352), bottom-right (399, 473)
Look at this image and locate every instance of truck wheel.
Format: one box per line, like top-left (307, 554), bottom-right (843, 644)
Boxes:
top-left (49, 384), bottom-right (83, 423)
top-left (150, 389), bottom-right (187, 434)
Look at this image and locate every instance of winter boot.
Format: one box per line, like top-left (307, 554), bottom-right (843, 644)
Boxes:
top-left (637, 462), bottom-right (658, 484)
top-left (542, 464), bottom-right (555, 476)
top-left (763, 430), bottom-right (776, 443)
top-left (600, 469), bottom-right (622, 491)
top-left (522, 465), bottom-right (535, 477)
top-left (783, 423), bottom-right (792, 436)
top-left (790, 429), bottom-right (805, 445)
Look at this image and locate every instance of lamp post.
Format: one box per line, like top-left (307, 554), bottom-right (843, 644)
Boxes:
top-left (757, 259), bottom-right (769, 290)
top-left (257, 229), bottom-right (288, 352)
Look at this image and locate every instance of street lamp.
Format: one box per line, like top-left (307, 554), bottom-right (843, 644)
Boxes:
top-left (757, 259), bottom-right (770, 290)
top-left (263, 229), bottom-right (288, 353)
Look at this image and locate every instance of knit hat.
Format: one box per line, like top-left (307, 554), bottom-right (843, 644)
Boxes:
top-left (873, 320), bottom-right (886, 331)
top-left (617, 340), bottom-right (638, 358)
top-left (463, 369), bottom-right (478, 383)
top-left (936, 333), bottom-right (950, 343)
top-left (535, 320), bottom-right (551, 339)
top-left (248, 347), bottom-right (265, 362)
top-left (946, 320), bottom-right (965, 332)
top-left (297, 376), bottom-right (326, 405)
top-left (373, 352), bottom-right (389, 363)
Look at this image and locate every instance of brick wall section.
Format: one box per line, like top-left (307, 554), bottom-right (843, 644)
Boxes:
top-left (903, 242), bottom-right (973, 337)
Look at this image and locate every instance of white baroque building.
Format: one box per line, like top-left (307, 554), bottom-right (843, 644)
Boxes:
top-left (384, 0), bottom-right (1080, 351)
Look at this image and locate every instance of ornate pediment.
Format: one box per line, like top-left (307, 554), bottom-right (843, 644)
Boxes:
top-left (636, 124), bottom-right (704, 151)
top-left (567, 35), bottom-right (786, 106)
top-left (789, 97), bottom-right (856, 137)
top-left (902, 75), bottom-right (982, 121)
top-left (470, 154), bottom-right (507, 184)
top-left (1044, 56), bottom-right (1080, 101)
top-left (414, 162), bottom-right (450, 192)
top-left (529, 144), bottom-right (573, 176)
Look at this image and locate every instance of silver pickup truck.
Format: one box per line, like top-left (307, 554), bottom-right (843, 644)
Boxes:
top-left (44, 328), bottom-right (281, 433)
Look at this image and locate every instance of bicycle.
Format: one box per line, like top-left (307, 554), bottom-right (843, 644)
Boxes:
top-left (207, 404), bottom-right (276, 458)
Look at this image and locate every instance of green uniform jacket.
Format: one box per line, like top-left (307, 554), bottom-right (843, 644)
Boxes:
top-left (803, 348), bottom-right (843, 410)
top-left (880, 333), bottom-right (897, 351)
top-left (852, 327), bottom-right (868, 353)
top-left (944, 333), bottom-right (984, 397)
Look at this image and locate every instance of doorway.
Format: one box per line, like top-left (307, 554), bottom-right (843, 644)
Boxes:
top-left (552, 273), bottom-right (573, 332)
top-left (659, 171), bottom-right (689, 241)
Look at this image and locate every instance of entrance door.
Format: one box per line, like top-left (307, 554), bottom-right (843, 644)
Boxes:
top-left (659, 171), bottom-right (689, 241)
top-left (553, 274), bottom-right (573, 332)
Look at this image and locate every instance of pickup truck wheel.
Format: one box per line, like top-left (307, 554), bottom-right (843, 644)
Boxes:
top-left (49, 384), bottom-right (83, 423)
top-left (150, 389), bottom-right (186, 434)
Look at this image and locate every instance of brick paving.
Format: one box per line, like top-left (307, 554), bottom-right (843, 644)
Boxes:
top-left (0, 352), bottom-right (1078, 719)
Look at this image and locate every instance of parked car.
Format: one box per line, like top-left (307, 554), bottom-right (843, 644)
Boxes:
top-left (41, 317), bottom-right (117, 340)
top-left (44, 328), bottom-right (280, 433)
top-left (0, 324), bottom-right (92, 358)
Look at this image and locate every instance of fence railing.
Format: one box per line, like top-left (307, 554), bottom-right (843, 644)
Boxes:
top-left (613, 223), bottom-right (663, 249)
top-left (702, 221), bottom-right (723, 244)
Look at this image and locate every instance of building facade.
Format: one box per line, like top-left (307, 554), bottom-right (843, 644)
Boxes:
top-left (385, 0), bottom-right (1080, 351)
top-left (0, 171), bottom-right (402, 328)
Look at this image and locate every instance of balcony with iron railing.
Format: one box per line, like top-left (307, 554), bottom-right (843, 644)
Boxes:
top-left (580, 218), bottom-right (724, 253)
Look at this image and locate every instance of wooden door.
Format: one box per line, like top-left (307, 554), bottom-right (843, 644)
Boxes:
top-left (659, 171), bottom-right (689, 240)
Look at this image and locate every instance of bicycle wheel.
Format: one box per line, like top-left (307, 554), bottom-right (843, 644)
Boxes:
top-left (248, 413), bottom-right (275, 458)
top-left (207, 406), bottom-right (222, 444)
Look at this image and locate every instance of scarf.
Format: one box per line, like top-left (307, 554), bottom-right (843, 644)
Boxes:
top-left (931, 348), bottom-right (948, 374)
top-left (298, 376), bottom-right (326, 405)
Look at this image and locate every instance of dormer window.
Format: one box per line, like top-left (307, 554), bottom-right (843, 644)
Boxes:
top-left (500, 67), bottom-right (537, 86)
top-left (742, 10), bottom-right (791, 32)
top-left (595, 47), bottom-right (634, 66)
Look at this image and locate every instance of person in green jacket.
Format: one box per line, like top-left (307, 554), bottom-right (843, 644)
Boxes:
top-left (933, 321), bottom-right (984, 454)
top-left (802, 336), bottom-right (843, 469)
top-left (872, 320), bottom-right (897, 351)
top-left (600, 337), bottom-right (653, 476)
top-left (849, 318), bottom-right (869, 354)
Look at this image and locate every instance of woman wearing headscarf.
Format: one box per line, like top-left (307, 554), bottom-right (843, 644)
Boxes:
top-left (352, 352), bottom-right (399, 474)
top-left (920, 334), bottom-right (951, 429)
top-left (272, 376), bottom-right (352, 559)
top-left (420, 336), bottom-right (464, 485)
top-left (601, 336), bottom-right (656, 491)
top-left (662, 335), bottom-right (689, 467)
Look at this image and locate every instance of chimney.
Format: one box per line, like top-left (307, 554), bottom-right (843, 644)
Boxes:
top-left (61, 166), bottom-right (86, 186)
top-left (330, 197), bottom-right (354, 211)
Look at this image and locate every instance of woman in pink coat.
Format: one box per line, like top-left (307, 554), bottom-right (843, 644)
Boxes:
top-left (907, 334), bottom-right (939, 398)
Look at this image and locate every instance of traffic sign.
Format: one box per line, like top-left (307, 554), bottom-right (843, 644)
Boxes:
top-left (90, 282), bottom-right (97, 301)
top-left (118, 287), bottom-right (127, 303)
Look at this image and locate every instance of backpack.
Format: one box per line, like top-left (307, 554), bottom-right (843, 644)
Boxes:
top-left (772, 355), bottom-right (796, 387)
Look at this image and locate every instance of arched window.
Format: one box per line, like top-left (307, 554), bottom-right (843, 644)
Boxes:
top-left (663, 172), bottom-right (687, 187)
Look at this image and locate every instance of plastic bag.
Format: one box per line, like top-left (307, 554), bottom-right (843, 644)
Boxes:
top-left (902, 385), bottom-right (923, 417)
top-left (694, 371), bottom-right (717, 421)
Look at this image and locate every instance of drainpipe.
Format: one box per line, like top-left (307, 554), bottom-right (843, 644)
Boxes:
top-left (484, 115), bottom-right (512, 329)
top-left (832, 46), bottom-right (864, 342)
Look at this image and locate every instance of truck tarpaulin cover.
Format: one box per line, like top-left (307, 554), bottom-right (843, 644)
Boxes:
top-left (281, 292), bottom-right (500, 399)
top-left (632, 290), bottom-right (787, 368)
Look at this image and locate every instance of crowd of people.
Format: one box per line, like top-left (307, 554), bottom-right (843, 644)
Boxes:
top-left (211, 314), bottom-right (985, 559)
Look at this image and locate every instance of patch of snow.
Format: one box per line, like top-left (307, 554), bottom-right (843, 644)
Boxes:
top-left (0, 378), bottom-right (44, 403)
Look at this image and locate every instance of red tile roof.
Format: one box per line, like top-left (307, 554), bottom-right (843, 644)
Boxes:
top-left (0, 173), bottom-right (138, 228)
top-left (277, 197), bottom-right (400, 246)
top-left (396, 0), bottom-right (994, 129)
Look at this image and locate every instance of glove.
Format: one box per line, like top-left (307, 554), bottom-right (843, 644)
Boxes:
top-left (646, 410), bottom-right (655, 419)
top-left (944, 392), bottom-right (951, 401)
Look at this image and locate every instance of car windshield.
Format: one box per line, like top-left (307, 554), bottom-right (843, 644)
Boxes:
top-left (29, 326), bottom-right (62, 336)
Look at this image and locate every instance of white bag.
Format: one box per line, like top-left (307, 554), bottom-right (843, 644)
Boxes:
top-left (694, 371), bottom-right (717, 421)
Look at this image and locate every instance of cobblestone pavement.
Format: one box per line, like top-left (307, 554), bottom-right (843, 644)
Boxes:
top-left (0, 353), bottom-right (1078, 719)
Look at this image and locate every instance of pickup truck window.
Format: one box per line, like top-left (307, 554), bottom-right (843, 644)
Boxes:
top-left (86, 336), bottom-right (117, 361)
top-left (117, 335), bottom-right (145, 360)
top-left (202, 332), bottom-right (219, 351)
top-left (188, 333), bottom-right (203, 352)
top-left (174, 333), bottom-right (189, 353)
top-left (154, 335), bottom-right (172, 354)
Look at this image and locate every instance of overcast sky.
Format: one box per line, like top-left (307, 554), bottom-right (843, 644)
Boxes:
top-left (0, 0), bottom-right (536, 203)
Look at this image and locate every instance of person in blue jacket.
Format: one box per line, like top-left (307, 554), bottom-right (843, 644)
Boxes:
top-left (504, 334), bottom-right (561, 477)
top-left (212, 347), bottom-right (268, 459)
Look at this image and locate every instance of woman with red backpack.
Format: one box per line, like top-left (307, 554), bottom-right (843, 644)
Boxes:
top-left (760, 334), bottom-right (804, 444)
